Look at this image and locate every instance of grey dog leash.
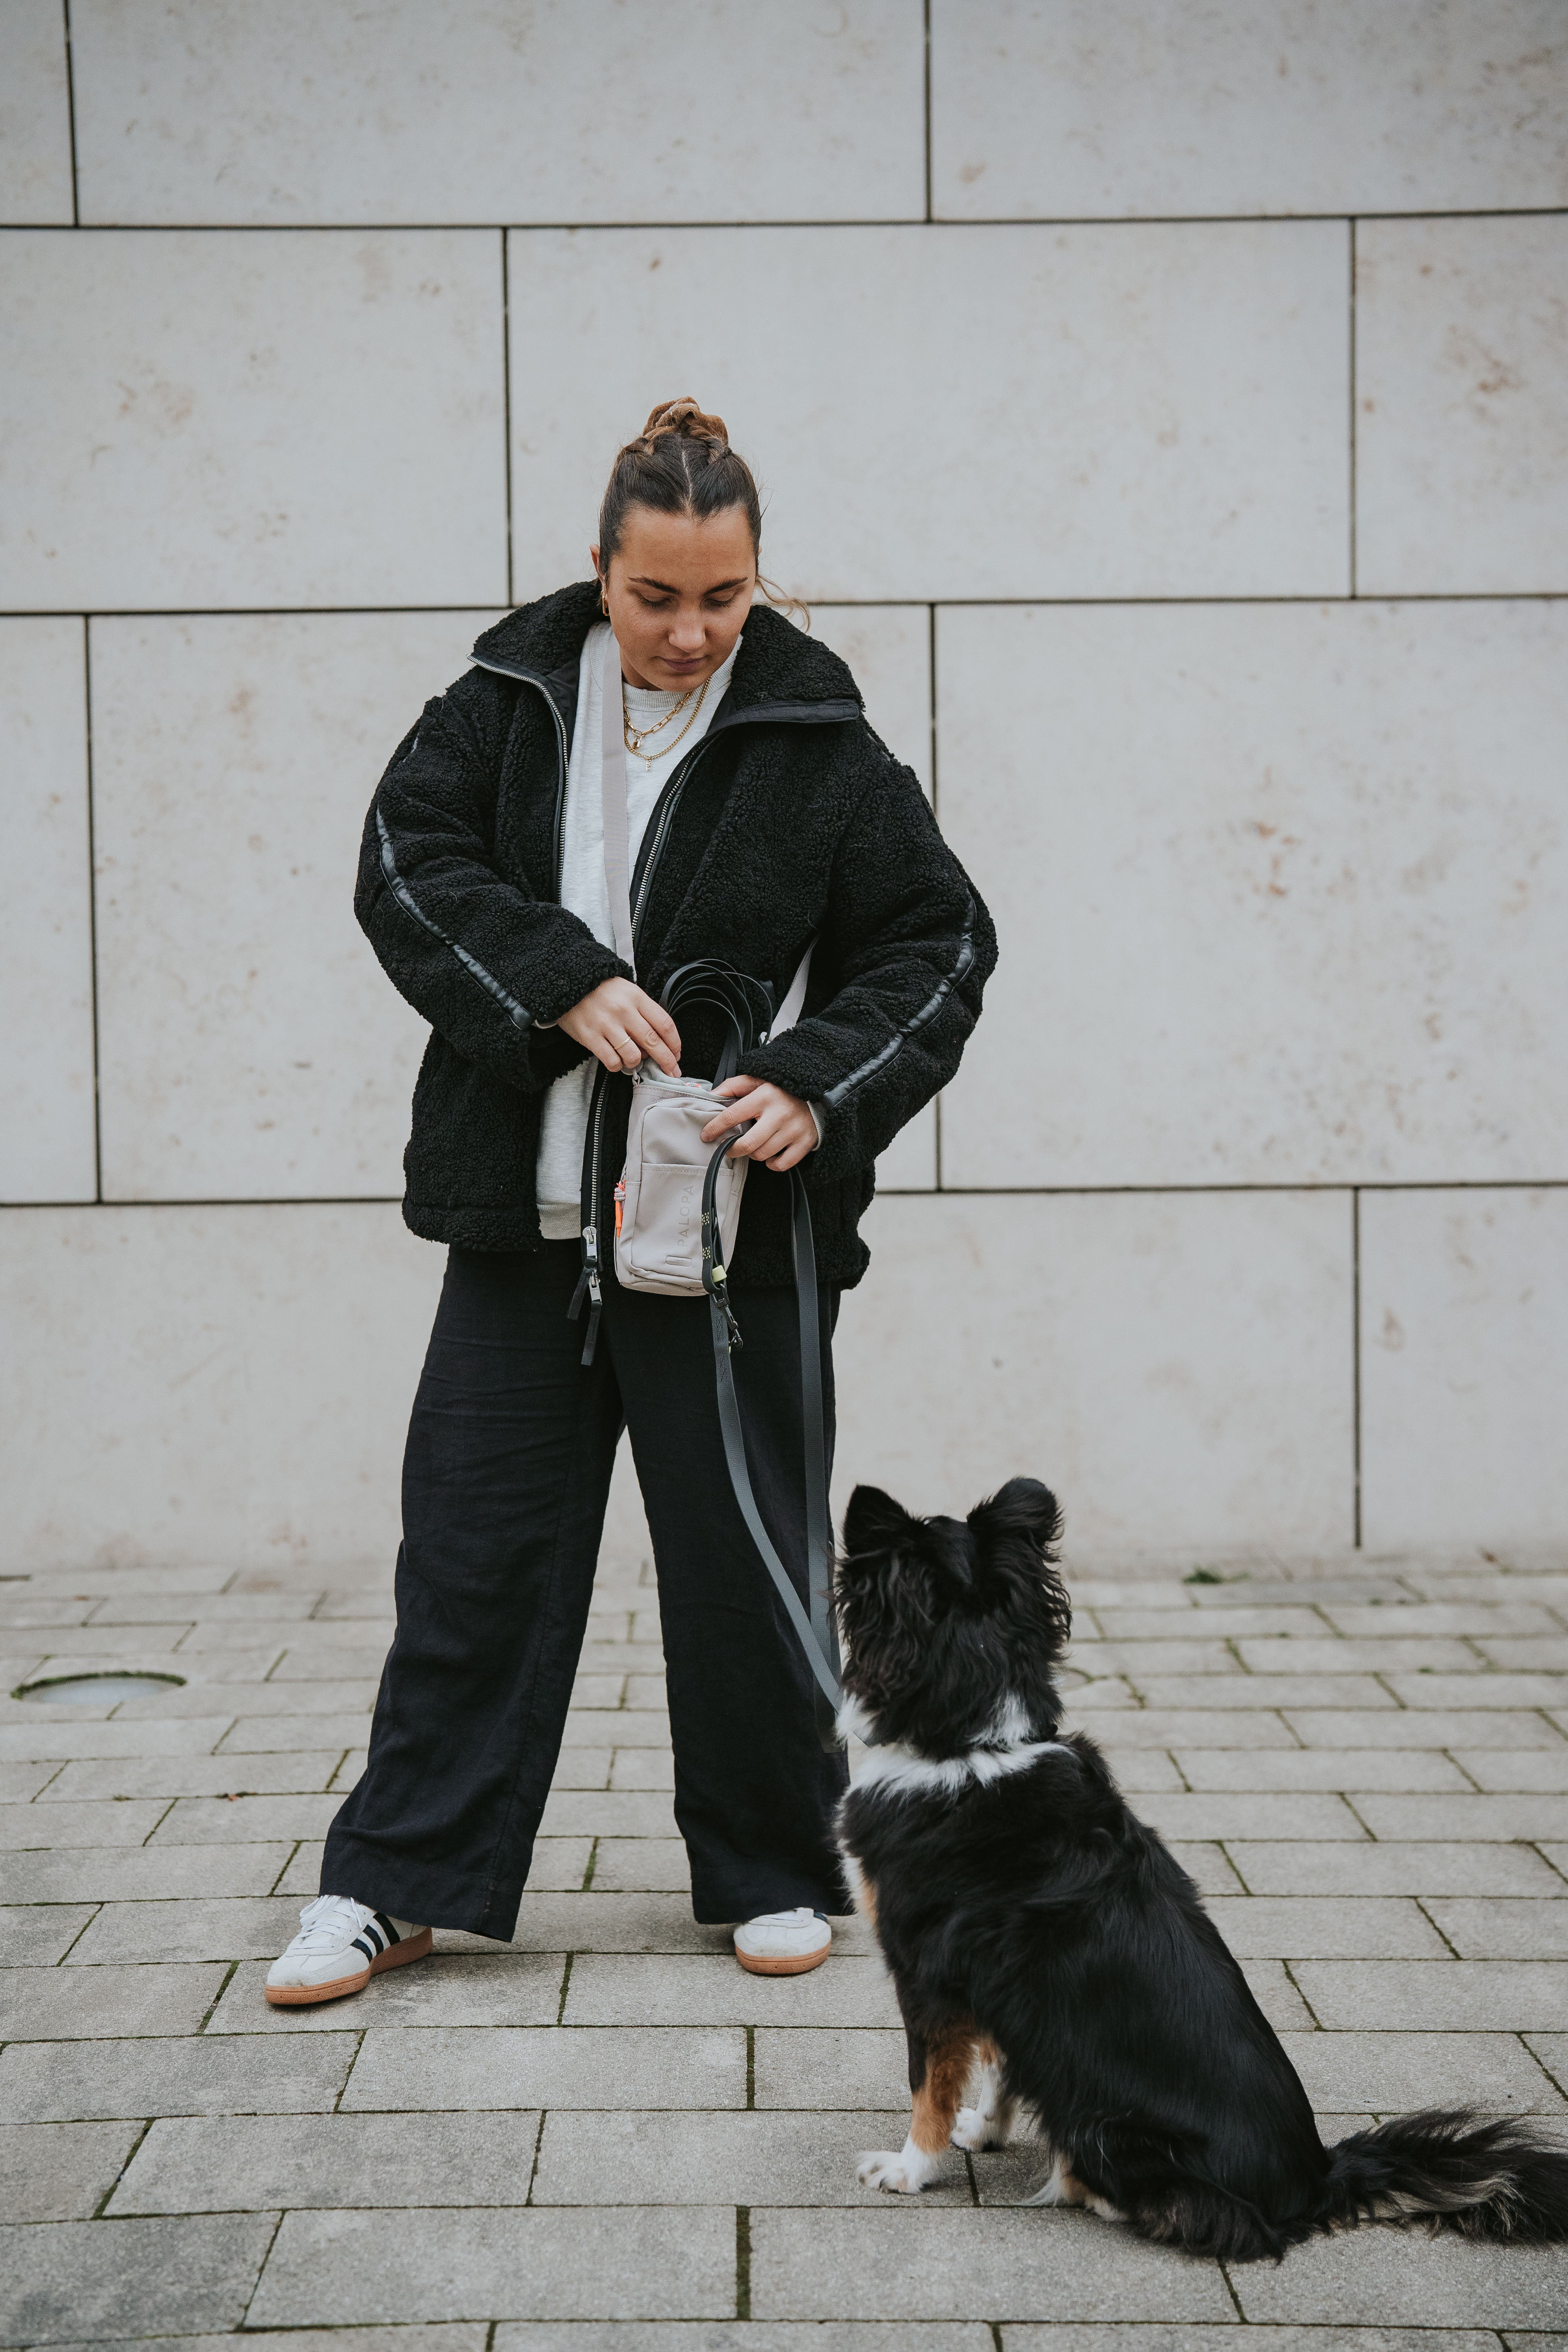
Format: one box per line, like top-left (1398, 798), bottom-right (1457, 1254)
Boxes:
top-left (703, 1147), bottom-right (842, 1751)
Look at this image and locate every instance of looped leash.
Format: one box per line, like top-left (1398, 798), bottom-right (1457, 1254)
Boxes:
top-left (701, 1132), bottom-right (843, 1752)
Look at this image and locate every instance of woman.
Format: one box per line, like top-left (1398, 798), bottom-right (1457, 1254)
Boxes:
top-left (265, 399), bottom-right (996, 2002)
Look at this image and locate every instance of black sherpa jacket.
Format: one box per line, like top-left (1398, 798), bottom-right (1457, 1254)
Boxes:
top-left (356, 580), bottom-right (997, 1289)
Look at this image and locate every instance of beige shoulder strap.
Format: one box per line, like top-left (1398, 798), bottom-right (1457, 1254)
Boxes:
top-left (600, 625), bottom-right (635, 972)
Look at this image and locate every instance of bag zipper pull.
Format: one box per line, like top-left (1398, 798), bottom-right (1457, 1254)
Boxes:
top-left (613, 1179), bottom-right (626, 1237)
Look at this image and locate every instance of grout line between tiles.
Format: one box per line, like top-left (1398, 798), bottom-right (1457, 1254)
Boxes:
top-left (60, 0), bottom-right (80, 229)
top-left (500, 228), bottom-right (514, 607)
top-left (3, 591), bottom-right (1567, 621)
top-left (734, 2203), bottom-right (751, 2320)
top-left (922, 0), bottom-right (933, 225)
top-left (1348, 217), bottom-right (1359, 598)
top-left (1352, 1188), bottom-right (1363, 1549)
top-left (80, 616), bottom-right (103, 1204)
top-left (238, 2208), bottom-right (286, 2323)
top-left (3, 1177), bottom-right (1565, 1216)
top-left (92, 2113), bottom-right (153, 2216)
top-left (24, 204), bottom-right (1568, 231)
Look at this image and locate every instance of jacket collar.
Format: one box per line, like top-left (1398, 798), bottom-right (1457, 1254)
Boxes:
top-left (470, 580), bottom-right (863, 734)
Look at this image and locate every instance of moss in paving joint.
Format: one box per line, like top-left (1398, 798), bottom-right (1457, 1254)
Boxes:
top-left (745, 2022), bottom-right (755, 2109)
top-left (580, 1836), bottom-right (600, 1891)
top-left (94, 2113), bottom-right (153, 2216)
top-left (268, 1839), bottom-right (303, 1897)
top-left (556, 1951), bottom-right (574, 2026)
top-left (734, 2204), bottom-right (751, 2320)
top-left (197, 1956), bottom-right (241, 2032)
top-left (525, 2109), bottom-right (547, 2204)
top-left (238, 2210), bottom-right (287, 2327)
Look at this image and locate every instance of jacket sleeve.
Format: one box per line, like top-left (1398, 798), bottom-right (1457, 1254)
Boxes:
top-left (354, 668), bottom-right (626, 1091)
top-left (739, 751), bottom-right (998, 1180)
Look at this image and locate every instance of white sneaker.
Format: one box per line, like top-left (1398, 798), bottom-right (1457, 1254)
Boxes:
top-left (264, 1894), bottom-right (432, 2007)
top-left (733, 1907), bottom-right (832, 1976)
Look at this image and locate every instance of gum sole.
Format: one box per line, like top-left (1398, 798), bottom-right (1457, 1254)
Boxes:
top-left (264, 1923), bottom-right (433, 2006)
top-left (735, 1940), bottom-right (831, 1977)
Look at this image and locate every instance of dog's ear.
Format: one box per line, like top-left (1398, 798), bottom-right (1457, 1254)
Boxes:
top-left (842, 1483), bottom-right (918, 1560)
top-left (968, 1477), bottom-right (1063, 1557)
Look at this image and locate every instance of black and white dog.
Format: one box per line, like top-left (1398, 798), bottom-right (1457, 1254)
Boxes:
top-left (835, 1477), bottom-right (1568, 2260)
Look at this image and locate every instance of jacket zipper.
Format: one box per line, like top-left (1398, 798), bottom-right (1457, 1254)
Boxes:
top-left (471, 654), bottom-right (572, 898)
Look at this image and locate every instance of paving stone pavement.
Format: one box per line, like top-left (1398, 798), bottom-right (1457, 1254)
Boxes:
top-left (4, 1543), bottom-right (1568, 2344)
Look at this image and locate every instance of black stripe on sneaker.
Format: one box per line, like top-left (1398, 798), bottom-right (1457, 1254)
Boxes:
top-left (350, 1934), bottom-right (376, 1960)
top-left (373, 1911), bottom-right (400, 1948)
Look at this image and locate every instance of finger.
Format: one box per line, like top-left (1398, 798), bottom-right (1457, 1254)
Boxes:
top-left (711, 1074), bottom-right (759, 1101)
top-left (767, 1136), bottom-right (812, 1172)
top-left (636, 996), bottom-right (681, 1058)
top-left (626, 1013), bottom-right (679, 1076)
top-left (701, 1090), bottom-right (764, 1139)
top-left (728, 1111), bottom-right (787, 1162)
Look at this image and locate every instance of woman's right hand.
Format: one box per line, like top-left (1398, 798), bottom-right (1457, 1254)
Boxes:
top-left (558, 977), bottom-right (681, 1076)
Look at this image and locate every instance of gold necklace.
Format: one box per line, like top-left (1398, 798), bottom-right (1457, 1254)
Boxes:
top-left (623, 673), bottom-right (709, 770)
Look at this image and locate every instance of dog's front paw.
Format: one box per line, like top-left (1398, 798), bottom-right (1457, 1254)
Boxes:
top-left (857, 2148), bottom-right (928, 2194)
top-left (951, 2105), bottom-right (1001, 2152)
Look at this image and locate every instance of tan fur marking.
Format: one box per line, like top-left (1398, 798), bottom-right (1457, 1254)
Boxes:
top-left (858, 1875), bottom-right (879, 1932)
top-left (910, 2023), bottom-right (980, 2155)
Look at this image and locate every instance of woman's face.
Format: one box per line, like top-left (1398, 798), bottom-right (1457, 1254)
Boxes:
top-left (592, 503), bottom-right (757, 692)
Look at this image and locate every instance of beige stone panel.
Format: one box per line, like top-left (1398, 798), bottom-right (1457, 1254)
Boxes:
top-left (1360, 1187), bottom-right (1568, 1552)
top-left (802, 607), bottom-right (931, 800)
top-left (932, 1), bottom-right (1568, 219)
top-left (938, 601), bottom-right (1568, 1189)
top-left (0, 0), bottom-right (74, 222)
top-left (832, 1190), bottom-right (1354, 1554)
top-left (0, 620), bottom-right (96, 1202)
top-left (874, 1103), bottom-right (936, 1192)
top-left (71, 0), bottom-right (925, 225)
top-left (509, 222), bottom-right (1349, 603)
top-left (0, 230), bottom-right (506, 610)
top-left (1357, 216), bottom-right (1568, 595)
top-left (90, 611), bottom-right (506, 1201)
top-left (0, 1202), bottom-right (443, 1573)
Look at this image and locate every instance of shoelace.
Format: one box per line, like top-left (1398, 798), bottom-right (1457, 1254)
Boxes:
top-left (291, 1894), bottom-right (371, 1949)
top-left (744, 1908), bottom-right (817, 1930)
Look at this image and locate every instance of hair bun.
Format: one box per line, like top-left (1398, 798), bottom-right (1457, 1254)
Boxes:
top-left (640, 396), bottom-right (729, 452)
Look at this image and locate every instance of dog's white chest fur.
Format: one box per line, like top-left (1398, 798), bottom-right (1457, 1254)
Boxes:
top-left (837, 1692), bottom-right (1069, 1800)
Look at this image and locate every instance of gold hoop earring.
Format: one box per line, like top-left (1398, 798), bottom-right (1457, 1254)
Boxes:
top-left (599, 586), bottom-right (609, 615)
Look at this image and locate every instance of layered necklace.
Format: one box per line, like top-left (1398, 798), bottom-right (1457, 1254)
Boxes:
top-left (622, 672), bottom-right (710, 771)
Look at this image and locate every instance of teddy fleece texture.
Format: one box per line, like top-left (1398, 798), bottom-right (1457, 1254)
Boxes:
top-left (356, 580), bottom-right (997, 1289)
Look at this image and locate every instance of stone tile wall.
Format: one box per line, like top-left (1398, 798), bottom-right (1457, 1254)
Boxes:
top-left (2, 0), bottom-right (1564, 1570)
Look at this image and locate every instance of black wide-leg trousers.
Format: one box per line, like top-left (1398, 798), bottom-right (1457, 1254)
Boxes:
top-left (321, 1242), bottom-right (850, 1939)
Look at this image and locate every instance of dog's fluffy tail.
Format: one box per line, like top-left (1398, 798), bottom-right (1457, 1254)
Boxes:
top-left (1319, 2109), bottom-right (1568, 2241)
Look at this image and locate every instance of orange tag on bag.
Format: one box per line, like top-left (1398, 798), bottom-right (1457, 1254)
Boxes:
top-left (613, 1178), bottom-right (626, 1236)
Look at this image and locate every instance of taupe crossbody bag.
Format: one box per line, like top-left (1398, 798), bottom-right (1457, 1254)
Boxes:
top-left (572, 625), bottom-right (843, 1746)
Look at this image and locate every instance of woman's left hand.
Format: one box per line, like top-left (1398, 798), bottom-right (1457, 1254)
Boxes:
top-left (700, 1076), bottom-right (819, 1172)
